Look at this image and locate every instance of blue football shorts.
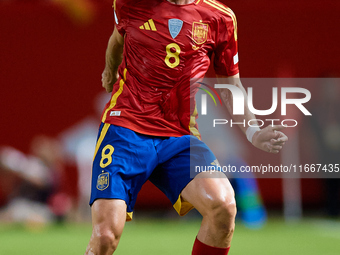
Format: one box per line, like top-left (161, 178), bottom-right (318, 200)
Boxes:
top-left (90, 123), bottom-right (217, 221)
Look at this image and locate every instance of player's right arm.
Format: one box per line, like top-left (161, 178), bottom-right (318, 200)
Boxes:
top-left (101, 26), bottom-right (124, 93)
top-left (217, 74), bottom-right (288, 154)
top-left (213, 7), bottom-right (287, 153)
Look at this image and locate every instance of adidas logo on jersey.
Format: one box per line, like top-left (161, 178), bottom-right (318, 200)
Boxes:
top-left (139, 19), bottom-right (157, 31)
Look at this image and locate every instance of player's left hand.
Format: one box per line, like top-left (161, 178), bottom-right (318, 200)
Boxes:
top-left (101, 68), bottom-right (118, 93)
top-left (252, 125), bottom-right (288, 154)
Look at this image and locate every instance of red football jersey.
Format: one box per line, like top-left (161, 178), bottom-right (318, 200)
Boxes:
top-left (101, 0), bottom-right (239, 138)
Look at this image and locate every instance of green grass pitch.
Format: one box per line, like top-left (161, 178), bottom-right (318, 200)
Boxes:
top-left (0, 217), bottom-right (339, 254)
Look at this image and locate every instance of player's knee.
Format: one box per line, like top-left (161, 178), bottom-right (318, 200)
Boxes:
top-left (96, 229), bottom-right (120, 252)
top-left (212, 197), bottom-right (236, 220)
top-left (207, 196), bottom-right (237, 235)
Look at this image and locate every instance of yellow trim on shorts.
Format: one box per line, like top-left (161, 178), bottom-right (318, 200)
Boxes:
top-left (126, 212), bottom-right (133, 221)
top-left (91, 123), bottom-right (133, 222)
top-left (126, 198), bottom-right (193, 221)
top-left (173, 195), bottom-right (195, 216)
top-left (92, 123), bottom-right (111, 161)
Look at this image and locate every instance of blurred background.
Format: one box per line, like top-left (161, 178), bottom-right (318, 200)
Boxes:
top-left (0, 0), bottom-right (340, 254)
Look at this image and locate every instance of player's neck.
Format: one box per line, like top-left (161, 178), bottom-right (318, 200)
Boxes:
top-left (167, 0), bottom-right (196, 5)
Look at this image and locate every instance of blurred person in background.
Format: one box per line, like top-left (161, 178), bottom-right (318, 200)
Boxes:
top-left (59, 92), bottom-right (111, 222)
top-left (0, 135), bottom-right (69, 225)
top-left (308, 80), bottom-right (340, 217)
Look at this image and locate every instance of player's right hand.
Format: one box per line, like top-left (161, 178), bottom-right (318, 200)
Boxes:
top-left (101, 68), bottom-right (118, 93)
top-left (252, 125), bottom-right (288, 154)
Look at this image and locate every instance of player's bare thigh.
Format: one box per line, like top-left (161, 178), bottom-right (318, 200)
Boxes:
top-left (180, 171), bottom-right (235, 217)
top-left (86, 199), bottom-right (127, 254)
top-left (180, 171), bottom-right (236, 247)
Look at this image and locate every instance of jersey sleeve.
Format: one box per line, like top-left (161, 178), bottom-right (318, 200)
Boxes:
top-left (213, 12), bottom-right (239, 76)
top-left (113, 0), bottom-right (128, 36)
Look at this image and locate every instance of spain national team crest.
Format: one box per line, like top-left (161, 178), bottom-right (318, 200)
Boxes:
top-left (96, 172), bottom-right (109, 191)
top-left (168, 19), bottom-right (183, 39)
top-left (192, 22), bottom-right (209, 44)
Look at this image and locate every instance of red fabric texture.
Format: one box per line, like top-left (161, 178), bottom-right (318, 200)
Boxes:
top-left (192, 237), bottom-right (230, 255)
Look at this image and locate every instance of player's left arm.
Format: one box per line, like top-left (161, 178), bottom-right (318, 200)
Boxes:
top-left (214, 9), bottom-right (287, 153)
top-left (101, 26), bottom-right (124, 93)
top-left (217, 73), bottom-right (288, 154)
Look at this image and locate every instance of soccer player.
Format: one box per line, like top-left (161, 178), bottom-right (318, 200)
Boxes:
top-left (85, 0), bottom-right (288, 254)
